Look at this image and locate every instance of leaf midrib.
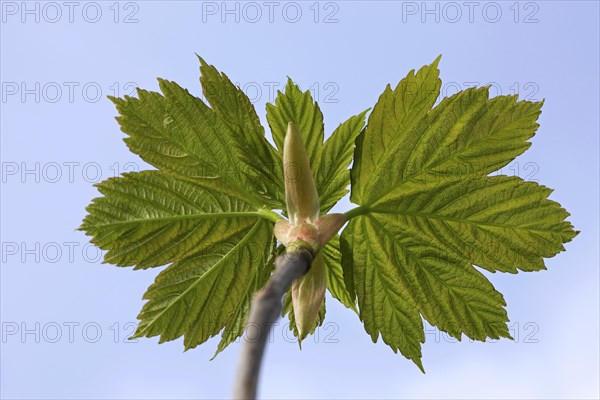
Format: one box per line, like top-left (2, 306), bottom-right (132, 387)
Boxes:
top-left (85, 211), bottom-right (268, 229)
top-left (364, 207), bottom-right (568, 234)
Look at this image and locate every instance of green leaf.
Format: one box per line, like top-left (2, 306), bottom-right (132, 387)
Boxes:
top-left (79, 171), bottom-right (277, 352)
top-left (352, 56), bottom-right (441, 204)
top-left (322, 235), bottom-right (357, 312)
top-left (132, 219), bottom-right (273, 350)
top-left (344, 57), bottom-right (577, 369)
top-left (317, 111), bottom-right (368, 213)
top-left (266, 78), bottom-right (324, 161)
top-left (198, 57), bottom-right (285, 209)
top-left (353, 71), bottom-right (544, 206)
top-left (79, 171), bottom-right (271, 269)
top-left (341, 219), bottom-right (425, 371)
top-left (349, 214), bottom-right (511, 339)
top-left (367, 176), bottom-right (577, 273)
top-left (110, 80), bottom-right (259, 204)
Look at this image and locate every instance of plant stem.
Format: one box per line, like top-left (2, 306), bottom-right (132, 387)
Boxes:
top-left (345, 205), bottom-right (370, 220)
top-left (233, 248), bottom-right (313, 400)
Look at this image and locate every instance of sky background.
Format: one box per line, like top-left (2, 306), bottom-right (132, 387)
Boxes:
top-left (1, 1), bottom-right (599, 399)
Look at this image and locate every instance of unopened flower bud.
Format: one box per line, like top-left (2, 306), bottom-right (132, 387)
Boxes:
top-left (292, 253), bottom-right (326, 342)
top-left (284, 122), bottom-right (319, 225)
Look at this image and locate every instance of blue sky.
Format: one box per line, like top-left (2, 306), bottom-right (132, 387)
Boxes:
top-left (1, 1), bottom-right (599, 399)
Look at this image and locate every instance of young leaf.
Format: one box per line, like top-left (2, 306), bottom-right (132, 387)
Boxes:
top-left (352, 82), bottom-right (544, 206)
top-left (266, 78), bottom-right (324, 160)
top-left (341, 219), bottom-right (425, 371)
top-left (343, 57), bottom-right (577, 369)
top-left (79, 171), bottom-right (270, 269)
top-left (351, 57), bottom-right (441, 204)
top-left (367, 176), bottom-right (577, 273)
top-left (198, 57), bottom-right (285, 209)
top-left (132, 219), bottom-right (273, 349)
top-left (110, 80), bottom-right (258, 203)
top-left (342, 216), bottom-right (511, 344)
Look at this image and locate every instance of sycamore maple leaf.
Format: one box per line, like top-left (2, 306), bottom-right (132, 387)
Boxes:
top-left (79, 55), bottom-right (577, 370)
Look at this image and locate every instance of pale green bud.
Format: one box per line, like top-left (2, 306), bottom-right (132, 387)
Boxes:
top-left (292, 253), bottom-right (326, 342)
top-left (284, 122), bottom-right (319, 225)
